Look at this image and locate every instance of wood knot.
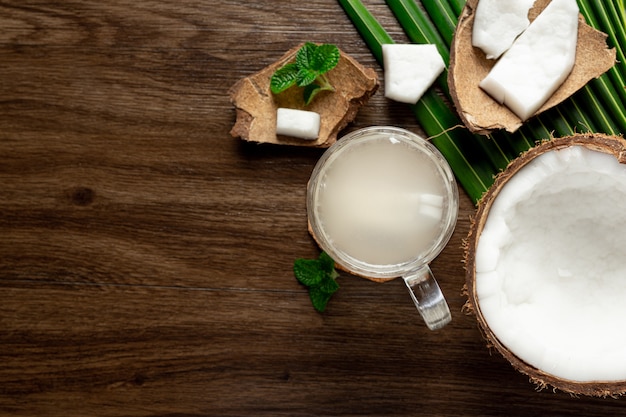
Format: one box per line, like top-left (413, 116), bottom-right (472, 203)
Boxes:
top-left (67, 186), bottom-right (95, 206)
top-left (132, 373), bottom-right (146, 386)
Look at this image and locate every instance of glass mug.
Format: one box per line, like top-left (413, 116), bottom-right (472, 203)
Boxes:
top-left (307, 126), bottom-right (459, 330)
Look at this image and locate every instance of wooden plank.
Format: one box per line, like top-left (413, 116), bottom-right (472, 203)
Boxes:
top-left (1, 0), bottom-right (625, 415)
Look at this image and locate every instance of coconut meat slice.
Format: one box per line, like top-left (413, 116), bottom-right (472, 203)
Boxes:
top-left (472, 0), bottom-right (535, 60)
top-left (382, 43), bottom-right (445, 104)
top-left (479, 0), bottom-right (579, 121)
top-left (475, 145), bottom-right (626, 382)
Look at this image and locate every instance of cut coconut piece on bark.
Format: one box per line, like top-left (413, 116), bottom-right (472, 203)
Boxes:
top-left (276, 108), bottom-right (320, 140)
top-left (479, 0), bottom-right (579, 121)
top-left (465, 133), bottom-right (626, 397)
top-left (448, 0), bottom-right (616, 134)
top-left (382, 44), bottom-right (445, 104)
top-left (229, 43), bottom-right (378, 147)
top-left (472, 0), bottom-right (535, 60)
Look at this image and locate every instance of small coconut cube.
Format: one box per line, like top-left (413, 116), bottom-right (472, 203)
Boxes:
top-left (382, 43), bottom-right (445, 104)
top-left (275, 108), bottom-right (321, 140)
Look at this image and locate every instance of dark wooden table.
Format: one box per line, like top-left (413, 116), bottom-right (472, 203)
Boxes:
top-left (2, 1), bottom-right (625, 415)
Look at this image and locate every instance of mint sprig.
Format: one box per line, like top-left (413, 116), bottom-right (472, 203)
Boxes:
top-left (294, 251), bottom-right (340, 312)
top-left (270, 42), bottom-right (340, 105)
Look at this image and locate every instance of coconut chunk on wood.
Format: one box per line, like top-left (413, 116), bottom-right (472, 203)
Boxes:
top-left (382, 44), bottom-right (445, 104)
top-left (479, 0), bottom-right (579, 121)
top-left (472, 0), bottom-right (535, 59)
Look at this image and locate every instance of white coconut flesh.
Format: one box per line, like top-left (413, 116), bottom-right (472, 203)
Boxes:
top-left (472, 0), bottom-right (535, 60)
top-left (475, 144), bottom-right (626, 383)
top-left (382, 43), bottom-right (445, 104)
top-left (479, 0), bottom-right (579, 121)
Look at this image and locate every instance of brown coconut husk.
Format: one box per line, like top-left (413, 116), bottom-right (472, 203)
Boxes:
top-left (464, 133), bottom-right (626, 396)
top-left (449, 0), bottom-right (616, 134)
top-left (229, 43), bottom-right (378, 147)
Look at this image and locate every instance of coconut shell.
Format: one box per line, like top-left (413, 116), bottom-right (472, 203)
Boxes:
top-left (464, 133), bottom-right (626, 396)
top-left (229, 44), bottom-right (379, 147)
top-left (449, 0), bottom-right (616, 134)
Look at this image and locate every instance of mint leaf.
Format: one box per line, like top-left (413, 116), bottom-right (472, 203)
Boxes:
top-left (270, 42), bottom-right (340, 105)
top-left (294, 258), bottom-right (324, 286)
top-left (309, 286), bottom-right (333, 312)
top-left (312, 44), bottom-right (340, 73)
top-left (270, 63), bottom-right (298, 94)
top-left (319, 276), bottom-right (340, 294)
top-left (303, 84), bottom-right (322, 105)
top-left (293, 251), bottom-right (340, 312)
top-left (296, 67), bottom-right (318, 87)
top-left (318, 251), bottom-right (335, 274)
top-left (296, 42), bottom-right (317, 75)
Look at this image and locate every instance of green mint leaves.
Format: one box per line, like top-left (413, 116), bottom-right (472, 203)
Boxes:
top-left (271, 63), bottom-right (299, 92)
top-left (270, 42), bottom-right (340, 105)
top-left (294, 251), bottom-right (340, 312)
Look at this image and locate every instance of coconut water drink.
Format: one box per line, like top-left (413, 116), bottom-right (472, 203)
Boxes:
top-left (313, 133), bottom-right (450, 266)
top-left (307, 127), bottom-right (458, 330)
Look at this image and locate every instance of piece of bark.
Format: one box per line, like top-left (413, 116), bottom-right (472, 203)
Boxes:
top-left (229, 44), bottom-right (379, 147)
top-left (449, 0), bottom-right (616, 134)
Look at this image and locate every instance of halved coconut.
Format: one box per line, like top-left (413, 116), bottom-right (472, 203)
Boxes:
top-left (449, 0), bottom-right (616, 134)
top-left (465, 133), bottom-right (626, 396)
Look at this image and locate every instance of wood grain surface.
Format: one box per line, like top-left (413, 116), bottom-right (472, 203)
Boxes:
top-left (1, 0), bottom-right (624, 416)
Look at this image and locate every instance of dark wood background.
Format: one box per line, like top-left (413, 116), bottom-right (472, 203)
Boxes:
top-left (2, 0), bottom-right (625, 415)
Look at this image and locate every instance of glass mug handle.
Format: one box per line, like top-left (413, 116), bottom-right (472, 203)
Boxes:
top-left (403, 266), bottom-right (451, 330)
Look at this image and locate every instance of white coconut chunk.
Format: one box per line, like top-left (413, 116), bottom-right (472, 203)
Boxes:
top-left (472, 0), bottom-right (536, 60)
top-left (479, 0), bottom-right (579, 121)
top-left (476, 145), bottom-right (626, 382)
top-left (382, 43), bottom-right (445, 104)
top-left (276, 108), bottom-right (320, 140)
